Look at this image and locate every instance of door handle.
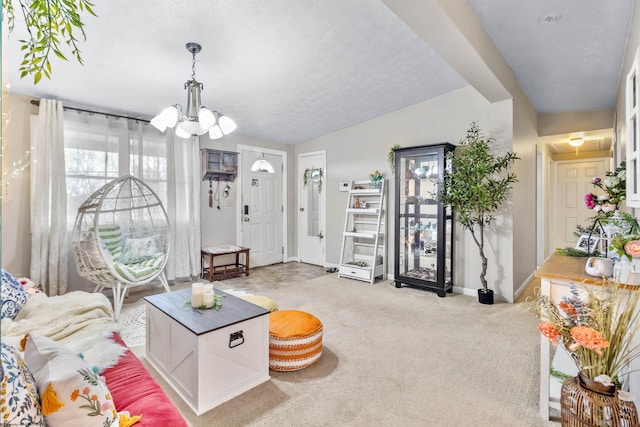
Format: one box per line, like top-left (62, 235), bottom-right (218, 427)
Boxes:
top-left (318, 231), bottom-right (323, 240)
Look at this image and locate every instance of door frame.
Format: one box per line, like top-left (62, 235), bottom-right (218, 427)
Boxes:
top-left (548, 156), bottom-right (611, 259)
top-left (236, 144), bottom-right (288, 263)
top-left (297, 150), bottom-right (327, 266)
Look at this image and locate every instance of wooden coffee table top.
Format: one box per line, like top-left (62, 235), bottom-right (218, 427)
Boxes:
top-left (144, 288), bottom-right (269, 335)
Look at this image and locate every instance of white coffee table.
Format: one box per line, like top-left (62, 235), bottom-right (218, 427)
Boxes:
top-left (144, 288), bottom-right (270, 415)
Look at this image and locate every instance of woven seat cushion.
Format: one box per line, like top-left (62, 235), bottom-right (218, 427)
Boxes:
top-left (240, 295), bottom-right (278, 312)
top-left (269, 310), bottom-right (323, 371)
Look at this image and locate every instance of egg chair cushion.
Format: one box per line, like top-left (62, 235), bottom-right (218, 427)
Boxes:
top-left (112, 254), bottom-right (166, 283)
top-left (98, 225), bottom-right (124, 259)
top-left (118, 237), bottom-right (159, 265)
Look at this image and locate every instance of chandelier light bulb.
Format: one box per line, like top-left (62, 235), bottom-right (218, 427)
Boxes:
top-left (219, 115), bottom-right (237, 134)
top-left (150, 42), bottom-right (236, 140)
top-left (209, 125), bottom-right (224, 140)
top-left (198, 107), bottom-right (216, 129)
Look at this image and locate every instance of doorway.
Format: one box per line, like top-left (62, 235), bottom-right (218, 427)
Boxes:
top-left (298, 151), bottom-right (326, 266)
top-left (237, 145), bottom-right (287, 267)
top-left (550, 158), bottom-right (609, 253)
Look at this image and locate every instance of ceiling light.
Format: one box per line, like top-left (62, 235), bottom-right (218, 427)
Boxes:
top-left (151, 42), bottom-right (236, 140)
top-left (569, 137), bottom-right (584, 147)
top-left (569, 137), bottom-right (583, 156)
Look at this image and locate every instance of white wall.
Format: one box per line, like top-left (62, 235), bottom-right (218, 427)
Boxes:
top-left (1, 93), bottom-right (36, 276)
top-left (199, 135), bottom-right (293, 253)
top-left (294, 85), bottom-right (521, 300)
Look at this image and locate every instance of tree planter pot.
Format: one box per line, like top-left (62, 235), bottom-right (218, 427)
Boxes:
top-left (478, 289), bottom-right (494, 305)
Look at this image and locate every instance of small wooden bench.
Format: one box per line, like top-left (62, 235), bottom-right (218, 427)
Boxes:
top-left (201, 245), bottom-right (250, 281)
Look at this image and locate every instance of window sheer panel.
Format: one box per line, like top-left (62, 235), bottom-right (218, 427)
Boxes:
top-left (63, 110), bottom-right (178, 291)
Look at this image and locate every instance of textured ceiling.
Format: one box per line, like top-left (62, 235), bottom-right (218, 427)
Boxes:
top-left (2, 0), bottom-right (636, 145)
top-left (467, 0), bottom-right (634, 114)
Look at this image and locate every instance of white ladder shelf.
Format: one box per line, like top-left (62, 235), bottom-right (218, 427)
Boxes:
top-left (338, 179), bottom-right (386, 284)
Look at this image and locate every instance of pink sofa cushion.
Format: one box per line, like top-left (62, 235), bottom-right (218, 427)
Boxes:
top-left (101, 334), bottom-right (187, 427)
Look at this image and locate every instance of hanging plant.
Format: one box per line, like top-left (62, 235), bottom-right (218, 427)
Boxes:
top-left (389, 144), bottom-right (401, 174)
top-left (3, 0), bottom-right (97, 84)
top-left (303, 167), bottom-right (324, 193)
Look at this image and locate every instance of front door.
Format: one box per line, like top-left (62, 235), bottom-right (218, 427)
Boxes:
top-left (298, 151), bottom-right (326, 266)
top-left (551, 159), bottom-right (609, 253)
top-left (240, 149), bottom-right (284, 267)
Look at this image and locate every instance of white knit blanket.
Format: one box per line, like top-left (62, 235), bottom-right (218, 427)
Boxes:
top-left (1, 291), bottom-right (126, 371)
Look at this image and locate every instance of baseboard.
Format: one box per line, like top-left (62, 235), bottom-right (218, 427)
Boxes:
top-left (514, 270), bottom-right (537, 300)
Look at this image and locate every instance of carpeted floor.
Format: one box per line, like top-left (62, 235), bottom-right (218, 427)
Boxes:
top-left (121, 263), bottom-right (559, 426)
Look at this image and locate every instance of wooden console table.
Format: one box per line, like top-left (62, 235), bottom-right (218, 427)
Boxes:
top-left (201, 246), bottom-right (250, 281)
top-left (535, 253), bottom-right (640, 420)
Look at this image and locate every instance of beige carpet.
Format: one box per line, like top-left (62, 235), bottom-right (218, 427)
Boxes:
top-left (127, 269), bottom-right (559, 427)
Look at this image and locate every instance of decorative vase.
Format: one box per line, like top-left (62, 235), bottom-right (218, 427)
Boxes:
top-left (477, 288), bottom-right (494, 305)
top-left (371, 179), bottom-right (382, 189)
top-left (614, 258), bottom-right (633, 284)
top-left (560, 372), bottom-right (639, 427)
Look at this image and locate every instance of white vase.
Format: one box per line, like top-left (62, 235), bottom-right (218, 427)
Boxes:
top-left (614, 258), bottom-right (633, 284)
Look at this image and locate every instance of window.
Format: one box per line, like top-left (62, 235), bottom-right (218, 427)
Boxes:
top-left (63, 110), bottom-right (167, 228)
top-left (626, 47), bottom-right (640, 208)
top-left (250, 159), bottom-right (275, 173)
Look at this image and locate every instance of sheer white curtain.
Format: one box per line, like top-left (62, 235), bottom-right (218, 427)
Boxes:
top-left (30, 99), bottom-right (68, 295)
top-left (165, 134), bottom-right (201, 280)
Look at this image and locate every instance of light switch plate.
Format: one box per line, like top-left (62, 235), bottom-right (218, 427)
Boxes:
top-left (339, 181), bottom-right (351, 192)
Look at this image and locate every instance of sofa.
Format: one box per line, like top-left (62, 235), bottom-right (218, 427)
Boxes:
top-left (0, 269), bottom-right (187, 427)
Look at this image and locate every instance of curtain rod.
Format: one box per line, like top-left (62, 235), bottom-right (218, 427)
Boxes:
top-left (30, 99), bottom-right (150, 123)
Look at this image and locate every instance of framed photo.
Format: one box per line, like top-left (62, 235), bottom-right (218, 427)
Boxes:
top-left (575, 233), bottom-right (599, 252)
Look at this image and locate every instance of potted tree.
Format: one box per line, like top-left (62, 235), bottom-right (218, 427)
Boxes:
top-left (437, 122), bottom-right (519, 304)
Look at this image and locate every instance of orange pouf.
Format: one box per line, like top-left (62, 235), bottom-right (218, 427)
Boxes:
top-left (269, 310), bottom-right (323, 371)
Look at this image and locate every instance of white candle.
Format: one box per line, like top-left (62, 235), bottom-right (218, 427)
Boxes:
top-left (191, 282), bottom-right (204, 308)
top-left (203, 283), bottom-right (213, 292)
top-left (203, 289), bottom-right (215, 308)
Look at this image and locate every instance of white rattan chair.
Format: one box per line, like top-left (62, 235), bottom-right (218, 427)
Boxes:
top-left (72, 175), bottom-right (171, 320)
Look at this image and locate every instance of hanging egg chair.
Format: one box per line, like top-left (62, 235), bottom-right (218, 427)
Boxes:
top-left (71, 175), bottom-right (171, 320)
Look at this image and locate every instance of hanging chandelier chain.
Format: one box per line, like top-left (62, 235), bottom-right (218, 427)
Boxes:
top-left (191, 49), bottom-right (197, 81)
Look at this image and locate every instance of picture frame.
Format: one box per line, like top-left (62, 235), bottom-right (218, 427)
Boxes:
top-left (575, 233), bottom-right (599, 253)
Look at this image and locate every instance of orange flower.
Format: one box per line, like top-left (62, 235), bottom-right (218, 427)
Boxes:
top-left (569, 326), bottom-right (610, 354)
top-left (70, 389), bottom-right (80, 401)
top-left (538, 321), bottom-right (561, 343)
top-left (91, 394), bottom-right (98, 401)
top-left (559, 300), bottom-right (577, 318)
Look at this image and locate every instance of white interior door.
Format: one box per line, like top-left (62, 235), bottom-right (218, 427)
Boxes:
top-left (298, 151), bottom-right (326, 266)
top-left (240, 150), bottom-right (284, 267)
top-left (551, 159), bottom-right (609, 252)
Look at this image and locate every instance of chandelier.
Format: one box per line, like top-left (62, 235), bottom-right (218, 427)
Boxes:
top-left (151, 42), bottom-right (237, 139)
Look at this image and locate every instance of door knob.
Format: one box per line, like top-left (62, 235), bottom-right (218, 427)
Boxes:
top-left (318, 231), bottom-right (324, 240)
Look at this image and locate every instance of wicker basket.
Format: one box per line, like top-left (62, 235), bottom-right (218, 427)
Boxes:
top-left (560, 374), bottom-right (639, 427)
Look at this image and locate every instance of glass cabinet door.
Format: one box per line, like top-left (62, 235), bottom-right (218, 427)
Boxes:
top-left (394, 143), bottom-right (454, 296)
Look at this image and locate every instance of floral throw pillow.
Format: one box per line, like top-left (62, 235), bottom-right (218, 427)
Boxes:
top-left (0, 342), bottom-right (45, 426)
top-left (1, 268), bottom-right (29, 319)
top-left (23, 334), bottom-right (118, 427)
top-left (118, 236), bottom-right (159, 265)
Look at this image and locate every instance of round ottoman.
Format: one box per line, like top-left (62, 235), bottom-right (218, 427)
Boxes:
top-left (240, 295), bottom-right (278, 312)
top-left (269, 310), bottom-right (323, 371)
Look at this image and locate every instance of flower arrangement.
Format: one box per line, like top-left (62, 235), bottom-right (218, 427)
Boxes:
top-left (584, 161), bottom-right (626, 214)
top-left (610, 235), bottom-right (640, 261)
top-left (535, 279), bottom-right (640, 393)
top-left (369, 170), bottom-right (383, 182)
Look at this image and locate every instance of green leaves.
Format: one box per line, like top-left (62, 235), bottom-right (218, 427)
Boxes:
top-left (438, 122), bottom-right (519, 232)
top-left (3, 0), bottom-right (97, 84)
top-left (436, 122), bottom-right (519, 290)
